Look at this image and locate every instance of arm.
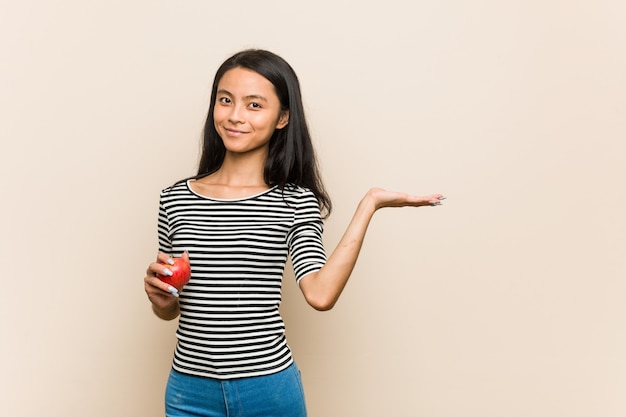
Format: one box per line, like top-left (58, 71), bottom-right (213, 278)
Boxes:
top-left (144, 252), bottom-right (181, 320)
top-left (298, 188), bottom-right (444, 311)
top-left (145, 195), bottom-right (181, 320)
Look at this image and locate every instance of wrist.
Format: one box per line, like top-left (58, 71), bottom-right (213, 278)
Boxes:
top-left (152, 300), bottom-right (180, 321)
top-left (362, 189), bottom-right (381, 212)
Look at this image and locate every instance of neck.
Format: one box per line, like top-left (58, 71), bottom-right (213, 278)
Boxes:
top-left (213, 151), bottom-right (267, 187)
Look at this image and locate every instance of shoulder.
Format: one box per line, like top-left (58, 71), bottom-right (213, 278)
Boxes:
top-left (278, 185), bottom-right (322, 223)
top-left (279, 184), bottom-right (317, 204)
top-left (159, 180), bottom-right (192, 202)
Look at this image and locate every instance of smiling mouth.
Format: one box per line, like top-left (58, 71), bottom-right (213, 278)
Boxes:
top-left (225, 128), bottom-right (247, 135)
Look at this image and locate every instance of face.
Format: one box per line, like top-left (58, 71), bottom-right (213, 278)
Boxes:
top-left (213, 67), bottom-right (289, 157)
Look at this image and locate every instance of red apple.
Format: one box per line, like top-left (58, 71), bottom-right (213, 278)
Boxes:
top-left (157, 253), bottom-right (191, 290)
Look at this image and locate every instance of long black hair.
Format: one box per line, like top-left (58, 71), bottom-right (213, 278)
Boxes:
top-left (195, 49), bottom-right (332, 217)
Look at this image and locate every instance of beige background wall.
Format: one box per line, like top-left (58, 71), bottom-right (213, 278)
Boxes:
top-left (2, 1), bottom-right (625, 416)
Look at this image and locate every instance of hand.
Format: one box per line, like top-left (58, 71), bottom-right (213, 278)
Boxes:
top-left (144, 252), bottom-right (181, 319)
top-left (366, 188), bottom-right (445, 210)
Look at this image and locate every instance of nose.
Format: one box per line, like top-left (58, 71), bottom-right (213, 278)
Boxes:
top-left (228, 104), bottom-right (245, 124)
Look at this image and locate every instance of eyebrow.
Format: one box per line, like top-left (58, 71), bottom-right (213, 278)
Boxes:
top-left (216, 89), bottom-right (269, 102)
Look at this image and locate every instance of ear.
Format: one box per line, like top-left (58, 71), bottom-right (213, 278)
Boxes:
top-left (276, 110), bottom-right (289, 129)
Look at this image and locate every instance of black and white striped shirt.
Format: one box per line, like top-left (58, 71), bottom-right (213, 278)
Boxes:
top-left (158, 180), bottom-right (327, 379)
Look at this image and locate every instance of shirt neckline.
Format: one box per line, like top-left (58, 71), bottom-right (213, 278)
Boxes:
top-left (186, 180), bottom-right (278, 201)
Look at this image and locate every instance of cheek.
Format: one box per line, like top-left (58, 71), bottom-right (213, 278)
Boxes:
top-left (213, 106), bottom-right (227, 123)
top-left (251, 113), bottom-right (281, 131)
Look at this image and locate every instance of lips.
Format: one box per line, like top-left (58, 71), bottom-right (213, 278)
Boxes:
top-left (224, 127), bottom-right (248, 136)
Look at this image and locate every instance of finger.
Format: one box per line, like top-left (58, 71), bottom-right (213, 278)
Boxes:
top-left (146, 262), bottom-right (173, 279)
top-left (156, 252), bottom-right (175, 265)
top-left (427, 194), bottom-right (446, 206)
top-left (145, 276), bottom-right (180, 297)
top-left (405, 194), bottom-right (438, 206)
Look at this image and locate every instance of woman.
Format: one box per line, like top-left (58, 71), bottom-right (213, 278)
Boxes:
top-left (144, 49), bottom-right (444, 417)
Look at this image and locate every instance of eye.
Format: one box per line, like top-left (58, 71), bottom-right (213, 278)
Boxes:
top-left (218, 97), bottom-right (231, 104)
top-left (248, 102), bottom-right (262, 109)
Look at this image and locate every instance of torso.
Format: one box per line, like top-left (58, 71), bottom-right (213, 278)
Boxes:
top-left (158, 181), bottom-right (327, 379)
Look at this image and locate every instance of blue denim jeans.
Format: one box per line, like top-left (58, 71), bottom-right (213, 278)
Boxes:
top-left (165, 362), bottom-right (307, 417)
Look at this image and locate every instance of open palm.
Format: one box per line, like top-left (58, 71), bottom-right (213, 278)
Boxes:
top-left (368, 187), bottom-right (445, 210)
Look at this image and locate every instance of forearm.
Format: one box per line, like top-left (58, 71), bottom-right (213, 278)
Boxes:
top-left (300, 192), bottom-right (378, 310)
